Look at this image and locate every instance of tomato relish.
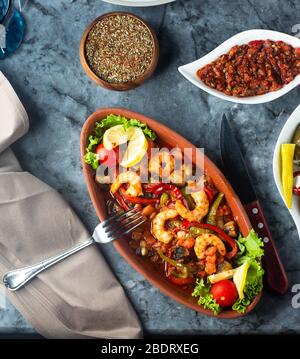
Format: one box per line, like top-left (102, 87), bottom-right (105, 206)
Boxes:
top-left (197, 39), bottom-right (300, 97)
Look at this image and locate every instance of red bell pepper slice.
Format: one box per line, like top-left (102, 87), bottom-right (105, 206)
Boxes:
top-left (181, 219), bottom-right (190, 229)
top-left (119, 186), bottom-right (159, 204)
top-left (144, 183), bottom-right (186, 202)
top-left (112, 190), bottom-right (130, 211)
top-left (204, 186), bottom-right (215, 204)
top-left (143, 183), bottom-right (161, 191)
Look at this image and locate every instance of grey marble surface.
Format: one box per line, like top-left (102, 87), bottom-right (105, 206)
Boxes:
top-left (1, 0), bottom-right (300, 335)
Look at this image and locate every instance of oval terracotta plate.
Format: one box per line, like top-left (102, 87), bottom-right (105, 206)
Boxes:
top-left (80, 108), bottom-right (262, 318)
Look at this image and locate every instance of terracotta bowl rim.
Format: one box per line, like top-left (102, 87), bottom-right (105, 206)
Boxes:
top-left (80, 107), bottom-right (262, 318)
top-left (79, 12), bottom-right (159, 91)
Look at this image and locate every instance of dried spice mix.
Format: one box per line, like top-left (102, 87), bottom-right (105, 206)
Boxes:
top-left (85, 14), bottom-right (154, 84)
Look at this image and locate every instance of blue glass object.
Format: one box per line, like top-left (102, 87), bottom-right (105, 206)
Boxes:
top-left (0, 0), bottom-right (26, 59)
top-left (0, 0), bottom-right (9, 22)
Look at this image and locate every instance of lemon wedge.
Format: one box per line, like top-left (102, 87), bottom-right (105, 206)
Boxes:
top-left (120, 127), bottom-right (148, 168)
top-left (103, 125), bottom-right (132, 150)
top-left (233, 261), bottom-right (250, 299)
top-left (208, 269), bottom-right (234, 284)
top-left (103, 125), bottom-right (148, 168)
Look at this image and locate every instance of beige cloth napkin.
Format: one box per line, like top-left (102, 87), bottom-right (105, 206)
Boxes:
top-left (0, 72), bottom-right (142, 339)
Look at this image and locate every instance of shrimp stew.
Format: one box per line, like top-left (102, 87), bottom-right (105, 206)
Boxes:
top-left (84, 114), bottom-right (264, 315)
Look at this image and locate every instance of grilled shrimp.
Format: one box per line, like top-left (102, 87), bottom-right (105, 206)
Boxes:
top-left (152, 209), bottom-right (178, 244)
top-left (194, 233), bottom-right (226, 275)
top-left (194, 233), bottom-right (226, 259)
top-left (110, 171), bottom-right (143, 197)
top-left (175, 190), bottom-right (209, 222)
top-left (149, 151), bottom-right (175, 178)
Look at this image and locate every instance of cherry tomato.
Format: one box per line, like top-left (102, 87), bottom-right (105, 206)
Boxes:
top-left (210, 280), bottom-right (238, 307)
top-left (293, 171), bottom-right (300, 196)
top-left (95, 143), bottom-right (119, 167)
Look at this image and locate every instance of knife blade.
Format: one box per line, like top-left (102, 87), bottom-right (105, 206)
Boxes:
top-left (220, 114), bottom-right (288, 295)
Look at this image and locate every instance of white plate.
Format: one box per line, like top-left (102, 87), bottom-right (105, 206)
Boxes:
top-left (102, 0), bottom-right (175, 6)
top-left (273, 104), bottom-right (300, 238)
top-left (178, 29), bottom-right (300, 104)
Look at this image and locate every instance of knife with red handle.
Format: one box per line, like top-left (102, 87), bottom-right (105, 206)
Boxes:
top-left (244, 201), bottom-right (288, 294)
top-left (220, 115), bottom-right (288, 295)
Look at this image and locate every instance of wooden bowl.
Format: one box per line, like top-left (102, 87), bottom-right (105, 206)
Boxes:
top-left (79, 12), bottom-right (159, 91)
top-left (80, 108), bottom-right (262, 318)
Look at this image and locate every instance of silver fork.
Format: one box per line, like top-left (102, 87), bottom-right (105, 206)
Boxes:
top-left (3, 208), bottom-right (145, 291)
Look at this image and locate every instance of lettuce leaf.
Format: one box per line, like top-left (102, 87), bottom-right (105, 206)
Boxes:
top-left (232, 271), bottom-right (264, 314)
top-left (86, 135), bottom-right (100, 151)
top-left (94, 114), bottom-right (157, 141)
top-left (232, 296), bottom-right (251, 313)
top-left (84, 114), bottom-right (157, 170)
top-left (235, 229), bottom-right (264, 265)
top-left (84, 151), bottom-right (99, 170)
top-left (192, 278), bottom-right (221, 315)
top-left (84, 135), bottom-right (100, 170)
top-left (198, 295), bottom-right (221, 315)
top-left (192, 278), bottom-right (210, 297)
top-left (232, 230), bottom-right (264, 313)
